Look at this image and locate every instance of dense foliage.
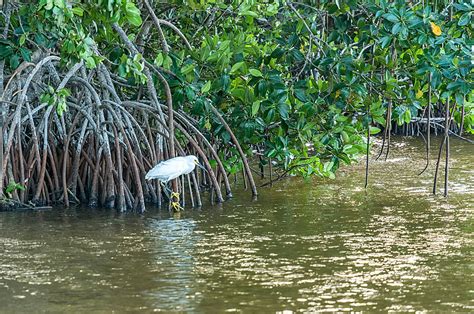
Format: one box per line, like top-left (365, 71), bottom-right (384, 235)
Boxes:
top-left (1, 0), bottom-right (473, 190)
top-left (166, 0), bottom-right (473, 177)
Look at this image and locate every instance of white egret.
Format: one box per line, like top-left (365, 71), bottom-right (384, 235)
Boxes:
top-left (145, 155), bottom-right (205, 210)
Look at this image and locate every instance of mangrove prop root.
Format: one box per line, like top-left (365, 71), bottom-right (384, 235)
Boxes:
top-left (433, 100), bottom-right (456, 196)
top-left (0, 56), bottom-right (256, 211)
top-left (209, 104), bottom-right (258, 197)
top-left (419, 74), bottom-right (432, 176)
top-left (444, 99), bottom-right (449, 197)
top-left (365, 122), bottom-right (370, 189)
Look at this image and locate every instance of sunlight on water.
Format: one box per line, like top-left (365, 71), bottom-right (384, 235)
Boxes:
top-left (0, 137), bottom-right (473, 312)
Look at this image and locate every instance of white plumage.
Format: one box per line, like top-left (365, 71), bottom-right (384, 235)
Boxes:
top-left (145, 155), bottom-right (201, 183)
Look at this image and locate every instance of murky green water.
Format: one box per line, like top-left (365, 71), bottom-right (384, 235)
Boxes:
top-left (1, 137), bottom-right (473, 312)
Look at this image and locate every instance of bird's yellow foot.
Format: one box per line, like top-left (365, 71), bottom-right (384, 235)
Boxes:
top-left (171, 201), bottom-right (183, 211)
top-left (171, 191), bottom-right (180, 201)
top-left (170, 192), bottom-right (183, 211)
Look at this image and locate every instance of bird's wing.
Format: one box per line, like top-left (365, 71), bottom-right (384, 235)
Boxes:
top-left (145, 157), bottom-right (187, 181)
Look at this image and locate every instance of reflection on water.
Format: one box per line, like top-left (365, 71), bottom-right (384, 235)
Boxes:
top-left (146, 218), bottom-right (201, 311)
top-left (0, 137), bottom-right (473, 312)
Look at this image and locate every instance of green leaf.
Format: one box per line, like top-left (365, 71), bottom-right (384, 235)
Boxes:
top-left (181, 63), bottom-right (195, 75)
top-left (249, 68), bottom-right (263, 77)
top-left (163, 55), bottom-right (173, 69)
top-left (294, 89), bottom-right (308, 102)
top-left (383, 13), bottom-right (399, 23)
top-left (125, 2), bottom-right (143, 27)
top-left (220, 74), bottom-right (230, 91)
top-left (370, 126), bottom-right (381, 135)
top-left (56, 99), bottom-right (67, 116)
top-left (107, 0), bottom-right (114, 12)
top-left (251, 100), bottom-right (260, 117)
top-left (231, 86), bottom-right (246, 101)
top-left (341, 131), bottom-right (350, 143)
top-left (53, 0), bottom-right (65, 9)
top-left (57, 88), bottom-right (70, 97)
top-left (185, 86), bottom-right (195, 100)
top-left (204, 120), bottom-right (211, 131)
top-left (230, 61), bottom-right (245, 74)
top-left (118, 64), bottom-right (127, 77)
top-left (447, 81), bottom-right (462, 91)
top-left (201, 81), bottom-right (211, 93)
top-left (271, 47), bottom-right (285, 59)
top-left (85, 56), bottom-right (96, 69)
top-left (278, 102), bottom-right (289, 120)
top-left (154, 53), bottom-right (163, 67)
top-left (380, 36), bottom-right (392, 48)
top-left (5, 182), bottom-right (25, 194)
top-left (257, 80), bottom-right (267, 96)
top-left (458, 13), bottom-right (470, 26)
top-left (45, 0), bottom-right (54, 10)
top-left (20, 48), bottom-right (31, 62)
top-left (323, 161), bottom-right (334, 173)
top-left (40, 93), bottom-right (51, 104)
top-left (391, 23), bottom-right (402, 34)
top-left (455, 93), bottom-right (464, 106)
top-left (84, 37), bottom-right (94, 47)
top-left (453, 3), bottom-right (470, 11)
top-left (0, 44), bottom-right (13, 59)
top-left (343, 145), bottom-right (360, 154)
top-left (9, 54), bottom-right (19, 69)
top-left (417, 33), bottom-right (427, 44)
top-left (72, 7), bottom-right (84, 16)
top-left (403, 109), bottom-right (411, 123)
top-left (431, 70), bottom-right (441, 88)
top-left (240, 10), bottom-right (258, 17)
top-left (19, 34), bottom-right (27, 46)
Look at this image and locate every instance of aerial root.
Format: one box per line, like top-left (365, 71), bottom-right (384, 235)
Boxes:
top-left (0, 55), bottom-right (254, 212)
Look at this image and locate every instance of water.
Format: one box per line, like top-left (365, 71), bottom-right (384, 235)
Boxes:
top-left (1, 137), bottom-right (473, 312)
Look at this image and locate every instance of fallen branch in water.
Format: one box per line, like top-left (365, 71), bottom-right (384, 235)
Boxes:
top-left (415, 120), bottom-right (474, 144)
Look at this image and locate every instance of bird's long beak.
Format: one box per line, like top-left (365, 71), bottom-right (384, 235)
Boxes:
top-left (196, 163), bottom-right (208, 172)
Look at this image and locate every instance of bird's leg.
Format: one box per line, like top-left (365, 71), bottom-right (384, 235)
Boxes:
top-left (170, 191), bottom-right (183, 211)
top-left (160, 182), bottom-right (172, 200)
top-left (160, 181), bottom-right (182, 211)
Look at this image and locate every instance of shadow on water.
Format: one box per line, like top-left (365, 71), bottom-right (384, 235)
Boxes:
top-left (0, 136), bottom-right (473, 312)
